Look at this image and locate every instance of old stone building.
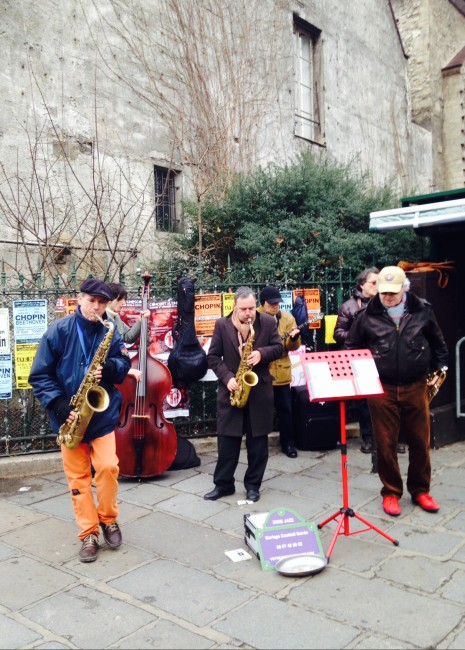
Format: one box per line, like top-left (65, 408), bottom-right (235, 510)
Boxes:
top-left (391, 0), bottom-right (465, 190)
top-left (0, 0), bottom-right (464, 281)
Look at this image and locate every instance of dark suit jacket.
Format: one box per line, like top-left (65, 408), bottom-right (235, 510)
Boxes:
top-left (207, 311), bottom-right (283, 437)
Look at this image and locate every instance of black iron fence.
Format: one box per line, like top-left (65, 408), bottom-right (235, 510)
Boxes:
top-left (0, 266), bottom-right (359, 457)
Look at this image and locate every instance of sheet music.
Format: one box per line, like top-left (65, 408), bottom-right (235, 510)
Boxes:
top-left (351, 358), bottom-right (383, 395)
top-left (305, 362), bottom-right (356, 399)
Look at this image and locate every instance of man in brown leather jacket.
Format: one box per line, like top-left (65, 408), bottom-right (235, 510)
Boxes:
top-left (345, 266), bottom-right (448, 517)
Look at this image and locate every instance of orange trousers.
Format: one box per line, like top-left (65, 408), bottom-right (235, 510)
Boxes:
top-left (61, 432), bottom-right (119, 541)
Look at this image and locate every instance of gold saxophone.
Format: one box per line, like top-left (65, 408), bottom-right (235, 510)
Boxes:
top-left (426, 367), bottom-right (447, 403)
top-left (230, 319), bottom-right (259, 409)
top-left (56, 314), bottom-right (115, 449)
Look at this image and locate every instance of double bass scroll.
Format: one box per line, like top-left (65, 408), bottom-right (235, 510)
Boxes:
top-left (115, 271), bottom-right (177, 479)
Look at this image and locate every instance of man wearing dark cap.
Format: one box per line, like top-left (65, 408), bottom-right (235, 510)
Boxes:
top-left (258, 286), bottom-right (301, 458)
top-left (345, 266), bottom-right (448, 517)
top-left (29, 278), bottom-right (131, 562)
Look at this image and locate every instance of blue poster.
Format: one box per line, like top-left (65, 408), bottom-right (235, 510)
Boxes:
top-left (0, 354), bottom-right (13, 399)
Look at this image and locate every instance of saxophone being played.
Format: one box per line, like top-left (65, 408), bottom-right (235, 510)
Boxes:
top-left (230, 318), bottom-right (259, 409)
top-left (56, 314), bottom-right (115, 449)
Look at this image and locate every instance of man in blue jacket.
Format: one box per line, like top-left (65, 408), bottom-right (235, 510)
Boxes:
top-left (29, 279), bottom-right (131, 562)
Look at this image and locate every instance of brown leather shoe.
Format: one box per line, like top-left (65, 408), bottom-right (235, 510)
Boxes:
top-left (100, 522), bottom-right (122, 548)
top-left (79, 532), bottom-right (99, 562)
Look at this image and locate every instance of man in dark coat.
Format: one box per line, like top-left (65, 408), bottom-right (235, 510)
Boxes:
top-left (334, 267), bottom-right (379, 456)
top-left (345, 266), bottom-right (448, 517)
top-left (204, 286), bottom-right (284, 502)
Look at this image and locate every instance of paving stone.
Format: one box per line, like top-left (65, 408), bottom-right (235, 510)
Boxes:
top-left (22, 584), bottom-right (154, 648)
top-left (109, 559), bottom-right (254, 627)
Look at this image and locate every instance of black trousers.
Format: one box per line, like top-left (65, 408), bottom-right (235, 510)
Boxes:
top-left (213, 408), bottom-right (269, 491)
top-left (273, 384), bottom-right (295, 448)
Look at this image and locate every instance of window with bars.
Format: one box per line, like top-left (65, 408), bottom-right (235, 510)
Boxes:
top-left (154, 166), bottom-right (179, 233)
top-left (293, 18), bottom-right (323, 143)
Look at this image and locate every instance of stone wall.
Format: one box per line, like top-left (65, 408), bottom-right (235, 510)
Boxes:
top-left (391, 0), bottom-right (465, 189)
top-left (0, 0), bottom-right (442, 275)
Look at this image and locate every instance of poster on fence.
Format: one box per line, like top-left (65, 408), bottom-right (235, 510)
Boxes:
top-left (120, 299), bottom-right (144, 350)
top-left (0, 354), bottom-right (12, 399)
top-left (147, 299), bottom-right (178, 362)
top-left (278, 290), bottom-right (293, 313)
top-left (13, 300), bottom-right (48, 389)
top-left (14, 343), bottom-right (39, 389)
top-left (222, 292), bottom-right (235, 316)
top-left (292, 289), bottom-right (322, 329)
top-left (13, 300), bottom-right (48, 343)
top-left (194, 293), bottom-right (222, 337)
top-left (0, 308), bottom-right (10, 354)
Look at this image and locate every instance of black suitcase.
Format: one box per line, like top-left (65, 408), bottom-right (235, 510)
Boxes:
top-left (291, 385), bottom-right (340, 451)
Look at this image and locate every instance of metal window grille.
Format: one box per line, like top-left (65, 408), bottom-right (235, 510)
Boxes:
top-left (154, 167), bottom-right (178, 232)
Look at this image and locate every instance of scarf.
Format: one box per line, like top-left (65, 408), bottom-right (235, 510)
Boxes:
top-left (231, 311), bottom-right (254, 355)
top-left (386, 294), bottom-right (407, 329)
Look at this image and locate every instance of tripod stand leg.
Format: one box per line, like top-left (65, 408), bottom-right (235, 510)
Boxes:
top-left (325, 511), bottom-right (347, 560)
top-left (352, 510), bottom-right (399, 546)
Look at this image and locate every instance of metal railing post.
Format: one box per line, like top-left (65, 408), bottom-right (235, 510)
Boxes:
top-left (456, 337), bottom-right (465, 418)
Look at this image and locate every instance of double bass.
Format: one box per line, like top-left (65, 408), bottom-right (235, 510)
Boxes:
top-left (115, 272), bottom-right (177, 478)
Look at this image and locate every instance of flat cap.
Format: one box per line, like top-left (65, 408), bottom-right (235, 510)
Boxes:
top-left (79, 278), bottom-right (113, 301)
top-left (259, 286), bottom-right (282, 305)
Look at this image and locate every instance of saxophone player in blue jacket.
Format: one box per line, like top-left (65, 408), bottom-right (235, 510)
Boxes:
top-left (29, 279), bottom-right (131, 563)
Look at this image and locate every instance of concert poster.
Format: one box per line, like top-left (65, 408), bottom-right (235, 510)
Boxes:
top-left (194, 293), bottom-right (221, 337)
top-left (292, 288), bottom-right (322, 329)
top-left (120, 299), bottom-right (189, 418)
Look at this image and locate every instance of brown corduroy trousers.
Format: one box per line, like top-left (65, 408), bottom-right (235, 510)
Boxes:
top-left (367, 380), bottom-right (431, 500)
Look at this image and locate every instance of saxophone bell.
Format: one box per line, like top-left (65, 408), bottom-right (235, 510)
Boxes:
top-left (426, 367), bottom-right (447, 403)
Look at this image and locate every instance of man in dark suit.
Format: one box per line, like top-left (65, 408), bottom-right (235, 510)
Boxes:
top-left (204, 286), bottom-right (284, 502)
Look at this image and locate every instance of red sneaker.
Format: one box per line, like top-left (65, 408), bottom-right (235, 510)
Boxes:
top-left (383, 496), bottom-right (401, 516)
top-left (413, 493), bottom-right (440, 512)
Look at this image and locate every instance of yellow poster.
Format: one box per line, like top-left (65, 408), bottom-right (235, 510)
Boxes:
top-left (15, 343), bottom-right (39, 389)
top-left (222, 292), bottom-right (235, 317)
top-left (194, 293), bottom-right (222, 336)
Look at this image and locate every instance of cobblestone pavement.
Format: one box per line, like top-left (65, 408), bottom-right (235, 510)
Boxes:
top-left (1, 435), bottom-right (465, 649)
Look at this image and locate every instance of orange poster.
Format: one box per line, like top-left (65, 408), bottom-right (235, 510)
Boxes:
top-left (66, 298), bottom-right (78, 315)
top-left (194, 293), bottom-right (222, 336)
top-left (292, 288), bottom-right (322, 329)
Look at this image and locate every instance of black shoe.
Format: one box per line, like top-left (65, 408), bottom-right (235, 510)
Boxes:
top-left (283, 445), bottom-right (298, 458)
top-left (360, 440), bottom-right (373, 454)
top-left (246, 489), bottom-right (260, 502)
top-left (100, 522), bottom-right (122, 548)
top-left (79, 532), bottom-right (99, 562)
top-left (204, 486), bottom-right (235, 501)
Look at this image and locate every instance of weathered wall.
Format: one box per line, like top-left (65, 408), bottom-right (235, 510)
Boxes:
top-left (0, 0), bottom-right (442, 277)
top-left (391, 0), bottom-right (465, 189)
top-left (442, 66), bottom-right (465, 189)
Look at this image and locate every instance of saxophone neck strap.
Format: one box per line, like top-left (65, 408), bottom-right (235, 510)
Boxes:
top-left (76, 323), bottom-right (98, 372)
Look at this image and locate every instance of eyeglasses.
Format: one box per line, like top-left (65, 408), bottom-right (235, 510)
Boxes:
top-left (364, 281), bottom-right (378, 285)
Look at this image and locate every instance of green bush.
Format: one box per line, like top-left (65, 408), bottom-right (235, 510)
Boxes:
top-left (158, 152), bottom-right (425, 278)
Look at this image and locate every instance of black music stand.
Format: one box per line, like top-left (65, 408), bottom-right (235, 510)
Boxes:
top-left (301, 349), bottom-right (399, 560)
